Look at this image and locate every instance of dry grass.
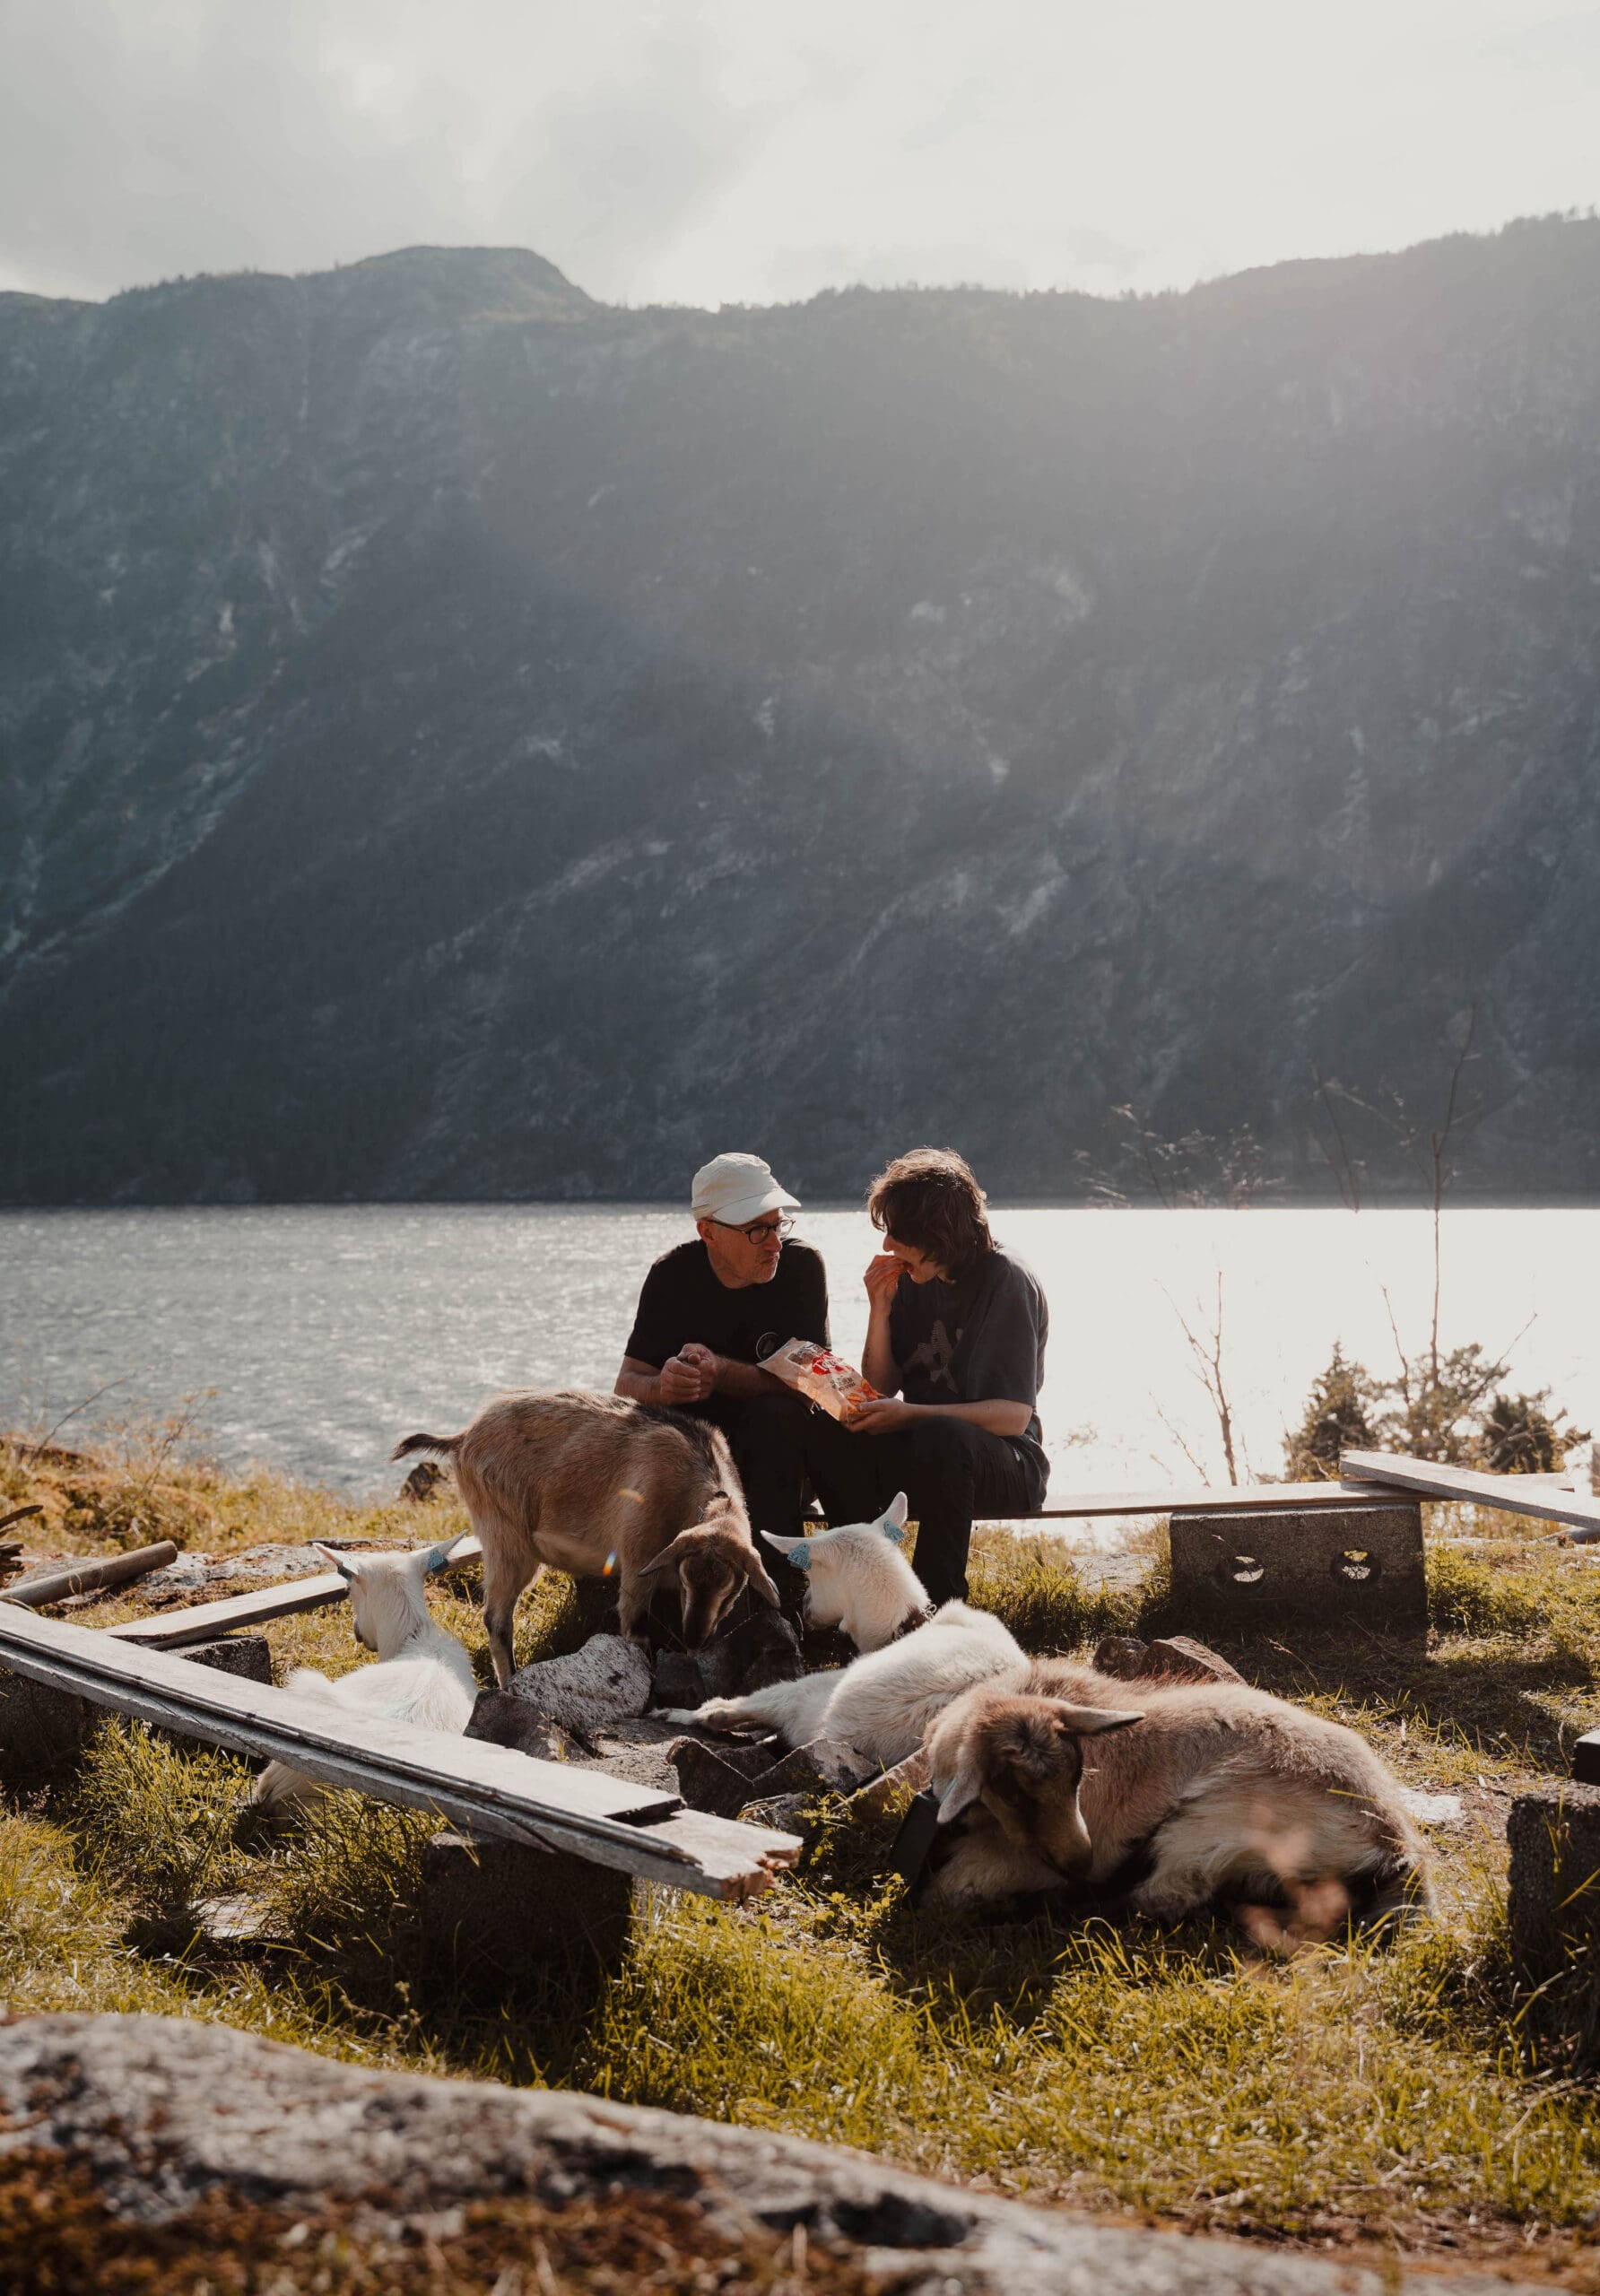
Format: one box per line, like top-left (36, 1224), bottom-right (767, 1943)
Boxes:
top-left (8, 1433), bottom-right (1600, 2277)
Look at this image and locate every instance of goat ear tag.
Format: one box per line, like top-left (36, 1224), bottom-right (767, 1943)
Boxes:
top-left (424, 1544), bottom-right (454, 1574)
top-left (787, 1544), bottom-right (813, 1572)
top-left (878, 1517), bottom-right (908, 1545)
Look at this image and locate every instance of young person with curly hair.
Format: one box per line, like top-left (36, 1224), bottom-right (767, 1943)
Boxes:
top-left (738, 1147), bottom-right (1048, 1605)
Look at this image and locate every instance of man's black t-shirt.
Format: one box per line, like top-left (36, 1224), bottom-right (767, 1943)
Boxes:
top-left (623, 1239), bottom-right (830, 1371)
top-left (888, 1243), bottom-right (1049, 1490)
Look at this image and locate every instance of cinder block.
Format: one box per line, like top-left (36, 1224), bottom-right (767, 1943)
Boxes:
top-left (0, 1668), bottom-right (99, 1795)
top-left (178, 1637), bottom-right (274, 1684)
top-left (1167, 1503), bottom-right (1425, 1627)
top-left (1508, 1783), bottom-right (1600, 1979)
top-left (415, 1830), bottom-right (633, 1999)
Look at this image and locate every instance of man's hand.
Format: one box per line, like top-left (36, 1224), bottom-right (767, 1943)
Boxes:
top-left (659, 1346), bottom-right (718, 1405)
top-left (864, 1253), bottom-right (902, 1313)
top-left (849, 1396), bottom-right (919, 1435)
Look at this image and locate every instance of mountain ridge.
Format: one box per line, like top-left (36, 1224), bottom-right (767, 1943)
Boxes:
top-left (3, 215), bottom-right (1598, 1205)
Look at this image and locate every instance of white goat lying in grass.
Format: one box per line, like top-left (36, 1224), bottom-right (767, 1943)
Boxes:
top-left (664, 1493), bottom-right (1029, 1770)
top-left (250, 1535), bottom-right (477, 1813)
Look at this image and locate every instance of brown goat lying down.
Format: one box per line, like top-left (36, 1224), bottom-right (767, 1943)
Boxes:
top-left (923, 1658), bottom-right (1431, 1929)
top-left (394, 1391), bottom-right (780, 1687)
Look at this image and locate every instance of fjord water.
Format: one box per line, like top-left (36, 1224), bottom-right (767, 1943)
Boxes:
top-left (2, 1205), bottom-right (1596, 1502)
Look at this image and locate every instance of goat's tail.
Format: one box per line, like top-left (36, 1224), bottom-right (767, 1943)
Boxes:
top-left (391, 1431), bottom-right (460, 1463)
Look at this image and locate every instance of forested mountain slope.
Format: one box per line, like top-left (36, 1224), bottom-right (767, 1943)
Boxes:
top-left (3, 221), bottom-right (1597, 1202)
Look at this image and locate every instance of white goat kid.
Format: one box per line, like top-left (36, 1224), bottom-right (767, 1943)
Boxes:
top-left (665, 1494), bottom-right (1030, 1770)
top-left (251, 1535), bottom-right (478, 1813)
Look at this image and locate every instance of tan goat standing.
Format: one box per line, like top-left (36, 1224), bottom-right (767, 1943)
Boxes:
top-left (394, 1389), bottom-right (782, 1687)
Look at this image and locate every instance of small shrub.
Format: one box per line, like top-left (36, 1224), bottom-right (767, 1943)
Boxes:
top-left (74, 1721), bottom-right (253, 1909)
top-left (969, 1542), bottom-right (1143, 1654)
top-left (1427, 1548), bottom-right (1545, 1639)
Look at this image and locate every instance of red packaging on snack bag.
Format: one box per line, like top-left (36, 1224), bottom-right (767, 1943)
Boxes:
top-left (761, 1338), bottom-right (880, 1423)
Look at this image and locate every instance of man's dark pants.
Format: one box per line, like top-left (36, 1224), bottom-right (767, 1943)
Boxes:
top-left (717, 1392), bottom-right (1041, 1606)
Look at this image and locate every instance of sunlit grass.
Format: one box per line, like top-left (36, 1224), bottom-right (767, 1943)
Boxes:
top-left (10, 1432), bottom-right (1600, 2266)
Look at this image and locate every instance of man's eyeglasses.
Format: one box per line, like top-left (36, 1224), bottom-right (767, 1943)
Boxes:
top-left (714, 1213), bottom-right (796, 1244)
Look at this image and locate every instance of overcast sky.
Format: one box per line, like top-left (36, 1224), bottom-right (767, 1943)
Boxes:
top-left (4, 0), bottom-right (1598, 309)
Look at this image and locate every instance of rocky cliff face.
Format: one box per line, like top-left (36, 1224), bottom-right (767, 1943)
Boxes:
top-left (3, 222), bottom-right (1598, 1204)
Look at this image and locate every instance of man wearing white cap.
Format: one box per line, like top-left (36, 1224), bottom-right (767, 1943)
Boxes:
top-left (614, 1153), bottom-right (830, 1429)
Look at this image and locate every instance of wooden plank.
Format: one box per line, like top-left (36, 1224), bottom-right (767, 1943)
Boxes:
top-left (107, 1535), bottom-right (485, 1647)
top-left (4, 1541), bottom-right (178, 1611)
top-left (1341, 1449), bottom-right (1600, 1542)
top-left (808, 1482), bottom-right (1387, 1527)
top-left (0, 1605), bottom-right (796, 1900)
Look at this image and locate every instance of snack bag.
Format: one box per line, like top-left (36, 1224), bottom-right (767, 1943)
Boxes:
top-left (761, 1339), bottom-right (881, 1423)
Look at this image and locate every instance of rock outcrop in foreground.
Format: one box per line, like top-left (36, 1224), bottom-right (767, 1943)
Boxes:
top-left (0, 2013), bottom-right (1536, 2291)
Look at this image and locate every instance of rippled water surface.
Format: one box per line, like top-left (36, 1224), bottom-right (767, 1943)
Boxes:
top-left (2, 1204), bottom-right (1596, 1498)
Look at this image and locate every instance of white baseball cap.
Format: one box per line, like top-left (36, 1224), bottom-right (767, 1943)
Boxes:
top-left (691, 1152), bottom-right (800, 1228)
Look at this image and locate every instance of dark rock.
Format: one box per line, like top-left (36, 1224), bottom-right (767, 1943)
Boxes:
top-left (177, 1636), bottom-right (274, 1685)
top-left (1143, 1635), bottom-right (1243, 1685)
top-left (750, 1742), bottom-right (875, 1798)
top-left (465, 1691), bottom-right (587, 1762)
top-left (668, 1739), bottom-right (761, 1818)
top-left (697, 1605), bottom-right (805, 1700)
top-left (398, 1460), bottom-right (445, 1503)
top-left (650, 1650), bottom-right (708, 1711)
top-left (506, 1634), bottom-right (652, 1735)
top-left (1092, 1636), bottom-right (1152, 1680)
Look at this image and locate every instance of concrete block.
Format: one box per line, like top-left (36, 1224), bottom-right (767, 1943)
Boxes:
top-left (1508, 1783), bottom-right (1600, 1978)
top-left (0, 1668), bottom-right (98, 1795)
top-left (1167, 1502), bottom-right (1425, 1627)
top-left (416, 1831), bottom-right (633, 1998)
top-left (178, 1636), bottom-right (274, 1684)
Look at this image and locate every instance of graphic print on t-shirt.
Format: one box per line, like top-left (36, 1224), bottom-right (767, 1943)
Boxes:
top-left (901, 1319), bottom-right (959, 1394)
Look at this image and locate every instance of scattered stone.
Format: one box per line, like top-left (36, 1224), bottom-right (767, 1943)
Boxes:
top-left (1143, 1635), bottom-right (1243, 1685)
top-left (650, 1650), bottom-right (705, 1710)
top-left (177, 1636), bottom-right (274, 1685)
top-left (0, 2012), bottom-right (1524, 2292)
top-left (1509, 1782), bottom-right (1600, 1979)
top-left (753, 1740), bottom-right (874, 1797)
top-left (506, 1633), bottom-right (652, 1735)
top-left (1092, 1635), bottom-right (1152, 1680)
top-left (736, 1789), bottom-right (814, 1839)
top-left (187, 1892), bottom-right (276, 1944)
top-left (844, 1747), bottom-right (932, 1821)
top-left (697, 1605), bottom-right (805, 1700)
top-left (465, 1690), bottom-right (587, 1762)
top-left (1398, 1787), bottom-right (1464, 1827)
top-left (670, 1737), bottom-right (763, 1818)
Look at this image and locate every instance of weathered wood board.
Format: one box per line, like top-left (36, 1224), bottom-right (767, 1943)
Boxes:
top-left (1341, 1450), bottom-right (1600, 1543)
top-left (4, 1540), bottom-right (178, 1611)
top-left (0, 1605), bottom-right (798, 1900)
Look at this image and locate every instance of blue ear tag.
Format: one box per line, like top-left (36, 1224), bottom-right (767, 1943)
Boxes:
top-left (881, 1519), bottom-right (908, 1545)
top-left (787, 1544), bottom-right (813, 1572)
top-left (426, 1544), bottom-right (452, 1572)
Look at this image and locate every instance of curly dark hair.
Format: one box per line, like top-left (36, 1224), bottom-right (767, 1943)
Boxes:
top-left (866, 1147), bottom-right (993, 1278)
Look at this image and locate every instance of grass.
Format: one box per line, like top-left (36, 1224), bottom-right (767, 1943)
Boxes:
top-left (9, 1431), bottom-right (1600, 2279)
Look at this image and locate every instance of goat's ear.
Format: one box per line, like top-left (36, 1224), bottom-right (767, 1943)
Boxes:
top-left (636, 1530), bottom-right (692, 1581)
top-left (1050, 1701), bottom-right (1143, 1738)
top-left (312, 1543), bottom-right (357, 1581)
top-left (422, 1533), bottom-right (470, 1575)
top-left (878, 1492), bottom-right (909, 1543)
top-left (935, 1761), bottom-right (985, 1824)
top-left (761, 1531), bottom-right (805, 1555)
top-left (739, 1550), bottom-right (784, 1608)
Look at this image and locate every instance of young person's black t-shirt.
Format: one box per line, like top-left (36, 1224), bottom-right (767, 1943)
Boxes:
top-left (887, 1243), bottom-right (1049, 1490)
top-left (623, 1239), bottom-right (830, 1371)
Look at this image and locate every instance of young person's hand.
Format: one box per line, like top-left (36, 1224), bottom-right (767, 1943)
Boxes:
top-left (849, 1396), bottom-right (918, 1435)
top-left (863, 1253), bottom-right (902, 1313)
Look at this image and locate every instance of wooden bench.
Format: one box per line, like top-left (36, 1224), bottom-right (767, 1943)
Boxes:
top-left (0, 1603), bottom-right (798, 1904)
